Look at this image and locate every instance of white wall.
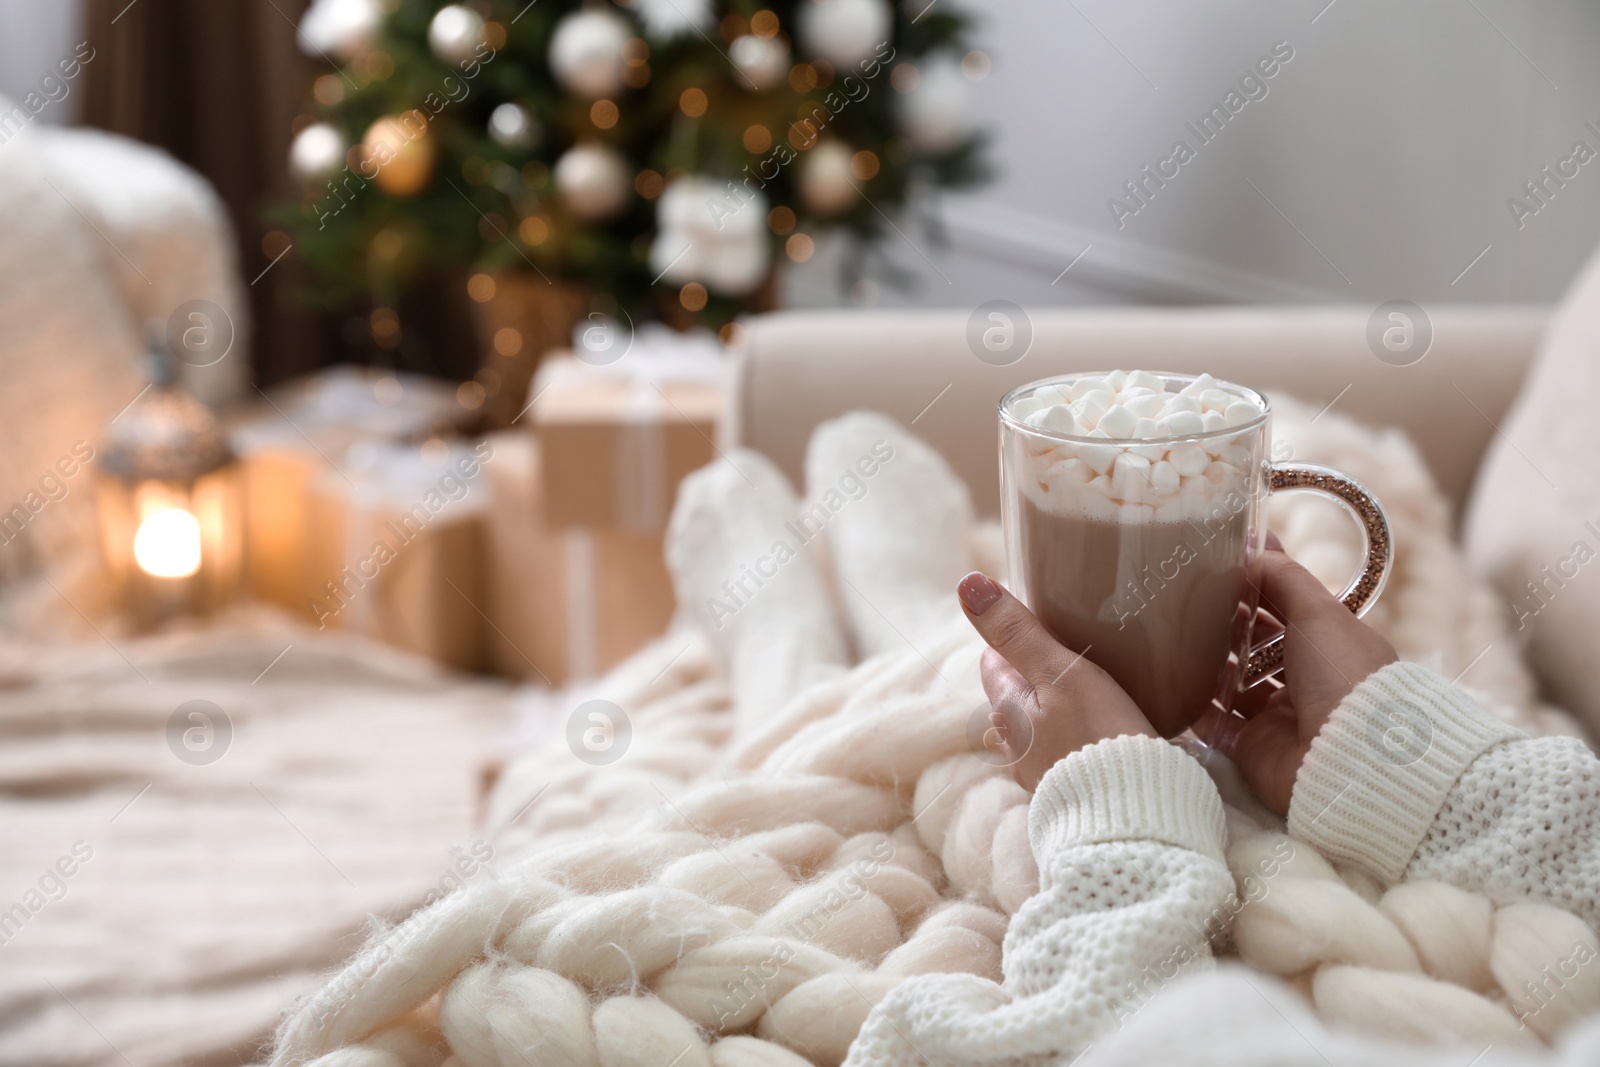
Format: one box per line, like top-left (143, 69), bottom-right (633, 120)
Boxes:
top-left (792, 0), bottom-right (1600, 309)
top-left (0, 0), bottom-right (87, 124)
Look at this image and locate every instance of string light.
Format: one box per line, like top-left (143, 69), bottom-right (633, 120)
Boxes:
top-left (591, 99), bottom-right (619, 129)
top-left (679, 282), bottom-right (708, 311)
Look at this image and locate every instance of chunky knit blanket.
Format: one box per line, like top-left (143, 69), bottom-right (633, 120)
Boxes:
top-left (270, 398), bottom-right (1596, 1067)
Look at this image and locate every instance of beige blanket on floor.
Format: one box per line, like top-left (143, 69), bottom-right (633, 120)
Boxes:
top-left (0, 615), bottom-right (511, 1067)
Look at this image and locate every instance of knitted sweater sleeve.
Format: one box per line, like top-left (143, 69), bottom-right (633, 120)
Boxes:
top-left (844, 736), bottom-right (1237, 1067)
top-left (1286, 661), bottom-right (1600, 926)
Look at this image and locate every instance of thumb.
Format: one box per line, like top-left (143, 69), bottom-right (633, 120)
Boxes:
top-left (1253, 549), bottom-right (1346, 628)
top-left (958, 572), bottom-right (1081, 694)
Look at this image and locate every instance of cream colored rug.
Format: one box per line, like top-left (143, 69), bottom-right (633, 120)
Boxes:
top-left (0, 614), bottom-right (511, 1067)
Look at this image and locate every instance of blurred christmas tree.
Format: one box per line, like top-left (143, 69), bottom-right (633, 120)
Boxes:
top-left (283, 0), bottom-right (989, 334)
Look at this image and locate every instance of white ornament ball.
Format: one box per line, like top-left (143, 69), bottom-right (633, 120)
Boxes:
top-left (289, 122), bottom-right (347, 185)
top-left (554, 143), bottom-right (633, 221)
top-left (650, 176), bottom-right (769, 296)
top-left (632, 0), bottom-right (714, 40)
top-left (730, 34), bottom-right (790, 90)
top-left (797, 0), bottom-right (892, 69)
top-left (549, 10), bottom-right (631, 99)
top-left (428, 5), bottom-right (486, 65)
top-left (799, 141), bottom-right (858, 216)
top-left (297, 0), bottom-right (383, 61)
top-left (489, 103), bottom-right (539, 149)
top-left (899, 56), bottom-right (971, 154)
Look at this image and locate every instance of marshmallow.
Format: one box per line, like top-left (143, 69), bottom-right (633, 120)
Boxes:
top-left (1128, 420), bottom-right (1168, 461)
top-left (1124, 393), bottom-right (1166, 419)
top-left (1010, 369), bottom-right (1256, 522)
top-left (1225, 399), bottom-right (1261, 426)
top-left (1096, 403), bottom-right (1138, 439)
top-left (1034, 404), bottom-right (1081, 435)
top-left (1050, 457), bottom-right (1092, 485)
top-left (1077, 438), bottom-right (1119, 476)
top-left (1168, 442), bottom-right (1210, 477)
top-left (1069, 377), bottom-right (1111, 401)
top-left (1034, 384), bottom-right (1069, 407)
top-left (1072, 392), bottom-right (1112, 427)
top-left (1110, 451), bottom-right (1150, 499)
top-left (1157, 410), bottom-right (1206, 437)
top-left (1012, 396), bottom-right (1044, 421)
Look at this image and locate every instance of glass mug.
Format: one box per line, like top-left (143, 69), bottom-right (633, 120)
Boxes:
top-left (998, 371), bottom-right (1391, 737)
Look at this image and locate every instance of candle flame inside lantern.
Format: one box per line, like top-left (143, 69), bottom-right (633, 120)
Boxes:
top-left (133, 507), bottom-right (202, 578)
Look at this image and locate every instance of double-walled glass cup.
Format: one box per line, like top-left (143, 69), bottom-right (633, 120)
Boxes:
top-left (999, 372), bottom-right (1391, 737)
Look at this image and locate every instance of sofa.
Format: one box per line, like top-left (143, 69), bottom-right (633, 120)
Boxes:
top-left (727, 306), bottom-right (1547, 522)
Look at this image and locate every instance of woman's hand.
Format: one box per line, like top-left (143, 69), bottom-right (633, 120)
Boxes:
top-left (1191, 542), bottom-right (1398, 816)
top-left (958, 572), bottom-right (1156, 790)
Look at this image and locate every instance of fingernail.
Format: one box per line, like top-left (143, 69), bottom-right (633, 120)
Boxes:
top-left (958, 572), bottom-right (1002, 615)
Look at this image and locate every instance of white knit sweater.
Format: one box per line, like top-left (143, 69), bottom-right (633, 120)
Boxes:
top-left (843, 663), bottom-right (1600, 1066)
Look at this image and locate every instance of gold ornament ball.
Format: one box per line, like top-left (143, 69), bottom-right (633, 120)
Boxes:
top-left (362, 113), bottom-right (435, 198)
top-left (799, 141), bottom-right (858, 216)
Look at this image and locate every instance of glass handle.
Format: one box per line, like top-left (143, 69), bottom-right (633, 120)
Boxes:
top-left (1242, 464), bottom-right (1393, 687)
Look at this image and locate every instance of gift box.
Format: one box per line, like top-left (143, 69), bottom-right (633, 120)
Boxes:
top-left (302, 439), bottom-right (493, 670)
top-left (482, 431), bottom-right (676, 684)
top-left (531, 329), bottom-right (728, 533)
top-left (230, 367), bottom-right (473, 610)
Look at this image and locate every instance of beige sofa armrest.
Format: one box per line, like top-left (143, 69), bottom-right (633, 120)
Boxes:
top-left (727, 306), bottom-right (1549, 519)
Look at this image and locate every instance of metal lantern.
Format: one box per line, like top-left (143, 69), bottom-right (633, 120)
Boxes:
top-left (97, 350), bottom-right (243, 628)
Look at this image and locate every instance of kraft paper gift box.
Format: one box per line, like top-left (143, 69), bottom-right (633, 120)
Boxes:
top-left (303, 439), bottom-right (493, 671)
top-left (481, 431), bottom-right (676, 684)
top-left (230, 367), bottom-right (471, 611)
top-left (531, 331), bottom-right (728, 533)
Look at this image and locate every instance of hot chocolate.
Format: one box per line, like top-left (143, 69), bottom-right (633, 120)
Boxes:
top-left (1001, 371), bottom-right (1267, 735)
top-left (1017, 500), bottom-right (1250, 735)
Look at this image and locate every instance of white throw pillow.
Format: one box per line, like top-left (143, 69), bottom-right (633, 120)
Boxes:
top-left (1465, 244), bottom-right (1600, 737)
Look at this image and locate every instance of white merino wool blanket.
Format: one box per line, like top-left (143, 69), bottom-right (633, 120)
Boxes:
top-left (270, 399), bottom-right (1595, 1067)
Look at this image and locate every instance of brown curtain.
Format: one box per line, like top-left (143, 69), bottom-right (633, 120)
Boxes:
top-left (78, 0), bottom-right (476, 387)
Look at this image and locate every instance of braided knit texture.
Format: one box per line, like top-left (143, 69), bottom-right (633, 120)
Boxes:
top-left (267, 401), bottom-right (1598, 1067)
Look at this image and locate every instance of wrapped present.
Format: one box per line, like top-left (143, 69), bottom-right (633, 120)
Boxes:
top-left (531, 327), bottom-right (728, 533)
top-left (302, 438), bottom-right (494, 670)
top-left (481, 431), bottom-right (675, 684)
top-left (230, 367), bottom-right (472, 609)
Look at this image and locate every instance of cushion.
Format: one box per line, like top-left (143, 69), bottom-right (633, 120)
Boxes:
top-left (1465, 244), bottom-right (1600, 737)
